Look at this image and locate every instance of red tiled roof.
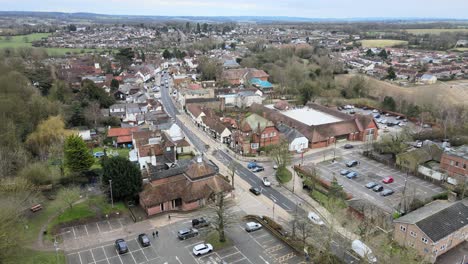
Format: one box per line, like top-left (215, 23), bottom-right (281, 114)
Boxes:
top-left (117, 135), bottom-right (133, 144)
top-left (108, 127), bottom-right (139, 137)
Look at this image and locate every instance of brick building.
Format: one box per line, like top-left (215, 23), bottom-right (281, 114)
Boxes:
top-left (440, 146), bottom-right (468, 182)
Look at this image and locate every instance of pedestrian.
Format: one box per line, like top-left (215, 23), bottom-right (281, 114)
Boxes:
top-left (156, 230), bottom-right (159, 237)
top-left (168, 214), bottom-right (171, 220)
top-left (152, 231), bottom-right (155, 238)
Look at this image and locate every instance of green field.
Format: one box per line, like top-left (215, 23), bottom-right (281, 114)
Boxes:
top-left (0, 33), bottom-right (109, 56)
top-left (360, 39), bottom-right (408, 48)
top-left (405, 28), bottom-right (468, 35)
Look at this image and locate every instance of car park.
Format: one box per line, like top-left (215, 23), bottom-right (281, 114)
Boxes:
top-left (340, 169), bottom-right (350, 176)
top-left (365, 182), bottom-right (377, 189)
top-left (245, 222), bottom-right (262, 232)
top-left (382, 176), bottom-right (394, 184)
top-left (346, 160), bottom-right (358, 167)
top-left (115, 239), bottom-right (129, 254)
top-left (192, 217), bottom-right (209, 228)
top-left (252, 166), bottom-right (265, 172)
top-left (308, 212), bottom-right (325, 226)
top-left (192, 243), bottom-right (213, 256)
top-left (177, 228), bottom-right (199, 240)
top-left (344, 144), bottom-right (354, 149)
top-left (247, 162), bottom-right (258, 169)
top-left (373, 185), bottom-right (384, 192)
top-left (137, 233), bottom-right (151, 247)
top-left (346, 171), bottom-right (358, 179)
top-left (262, 177), bottom-right (271, 187)
top-left (381, 189), bottom-right (395, 196)
top-left (249, 187), bottom-right (261, 195)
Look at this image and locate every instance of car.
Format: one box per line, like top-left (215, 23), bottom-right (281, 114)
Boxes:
top-left (373, 185), bottom-right (384, 192)
top-left (262, 177), bottom-right (271, 187)
top-left (402, 119), bottom-right (408, 122)
top-left (380, 119), bottom-right (387, 124)
top-left (385, 113), bottom-right (391, 117)
top-left (192, 243), bottom-right (213, 256)
top-left (349, 110), bottom-right (356, 115)
top-left (365, 182), bottom-right (378, 189)
top-left (373, 114), bottom-right (381, 119)
top-left (399, 122), bottom-right (406, 127)
top-left (247, 162), bottom-right (258, 169)
top-left (245, 222), bottom-right (262, 232)
top-left (137, 233), bottom-right (151, 247)
top-left (177, 228), bottom-right (199, 240)
top-left (249, 187), bottom-right (261, 195)
top-left (382, 176), bottom-right (394, 184)
top-left (192, 217), bottom-right (209, 228)
top-left (308, 212), bottom-right (325, 226)
top-left (346, 171), bottom-right (358, 179)
top-left (252, 166), bottom-right (264, 172)
top-left (344, 144), bottom-right (354, 149)
top-left (381, 189), bottom-right (394, 196)
top-left (115, 239), bottom-right (129, 254)
top-left (340, 169), bottom-right (350, 176)
top-left (415, 141), bottom-right (423, 148)
top-left (93, 151), bottom-right (105, 158)
top-left (362, 106), bottom-right (368, 110)
top-left (423, 124), bottom-right (431, 128)
top-left (386, 122), bottom-right (395, 127)
top-left (346, 160), bottom-right (358, 167)
top-left (273, 164), bottom-right (278, 170)
top-left (396, 116), bottom-right (403, 120)
top-left (372, 109), bottom-right (379, 113)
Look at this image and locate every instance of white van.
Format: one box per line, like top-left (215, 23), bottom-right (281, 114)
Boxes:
top-left (245, 222), bottom-right (262, 232)
top-left (351, 240), bottom-right (377, 263)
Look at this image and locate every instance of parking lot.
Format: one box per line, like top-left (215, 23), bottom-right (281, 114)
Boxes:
top-left (66, 215), bottom-right (303, 264)
top-left (60, 217), bottom-right (134, 242)
top-left (313, 153), bottom-right (445, 211)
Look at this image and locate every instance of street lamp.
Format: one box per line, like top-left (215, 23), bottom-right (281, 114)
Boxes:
top-left (272, 198), bottom-right (277, 220)
top-left (292, 166), bottom-right (296, 194)
top-left (54, 237), bottom-right (60, 264)
top-left (109, 179), bottom-right (114, 208)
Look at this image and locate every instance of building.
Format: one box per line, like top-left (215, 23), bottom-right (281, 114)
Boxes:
top-left (276, 123), bottom-right (309, 152)
top-left (393, 199), bottom-right (468, 263)
top-left (232, 113), bottom-right (280, 154)
top-left (107, 127), bottom-right (140, 146)
top-left (440, 145), bottom-right (468, 184)
top-left (396, 144), bottom-right (443, 173)
top-left (419, 74), bottom-right (437, 84)
top-left (139, 157), bottom-right (233, 216)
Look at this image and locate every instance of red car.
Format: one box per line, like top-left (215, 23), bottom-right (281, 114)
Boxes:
top-left (382, 176), bottom-right (394, 184)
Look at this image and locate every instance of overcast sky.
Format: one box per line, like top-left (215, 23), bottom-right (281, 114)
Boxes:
top-left (1, 0), bottom-right (467, 19)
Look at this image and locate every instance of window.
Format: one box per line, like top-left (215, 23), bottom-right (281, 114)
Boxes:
top-left (455, 161), bottom-right (459, 167)
top-left (273, 132), bottom-right (276, 137)
top-left (261, 134), bottom-right (266, 139)
top-left (464, 164), bottom-right (466, 169)
top-left (400, 225), bottom-right (406, 232)
top-left (450, 160), bottom-right (454, 166)
top-left (421, 237), bottom-right (428, 244)
top-left (410, 231), bottom-right (417, 237)
top-left (251, 143), bottom-right (259, 149)
top-left (424, 248), bottom-right (429, 253)
top-left (166, 147), bottom-right (171, 152)
top-left (433, 249), bottom-right (438, 254)
top-left (440, 245), bottom-right (446, 251)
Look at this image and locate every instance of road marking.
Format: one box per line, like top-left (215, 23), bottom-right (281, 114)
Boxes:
top-left (175, 256), bottom-right (183, 264)
top-left (282, 203), bottom-right (292, 210)
top-left (89, 248), bottom-right (96, 263)
top-left (72, 226), bottom-right (77, 239)
top-left (77, 251), bottom-right (83, 264)
top-left (270, 194), bottom-right (278, 201)
top-left (84, 225), bottom-right (89, 236)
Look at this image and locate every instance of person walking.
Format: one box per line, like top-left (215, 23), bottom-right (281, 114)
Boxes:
top-left (152, 231), bottom-right (155, 238)
top-left (155, 230), bottom-right (159, 237)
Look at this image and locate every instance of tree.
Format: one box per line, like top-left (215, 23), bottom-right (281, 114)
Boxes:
top-left (84, 101), bottom-right (103, 129)
top-left (265, 139), bottom-right (292, 169)
top-left (202, 23), bottom-right (208, 33)
top-left (299, 81), bottom-right (321, 105)
top-left (110, 79), bottom-right (119, 92)
top-left (56, 187), bottom-right (81, 209)
top-left (49, 80), bottom-right (73, 103)
top-left (228, 160), bottom-right (240, 189)
top-left (382, 96), bottom-right (396, 111)
top-left (196, 23), bottom-right (201, 33)
top-left (102, 156), bottom-right (142, 201)
top-left (80, 79), bottom-right (115, 108)
top-left (185, 22), bottom-right (190, 32)
top-left (378, 49), bottom-right (388, 59)
top-left (230, 42), bottom-right (236, 50)
top-left (208, 192), bottom-right (234, 243)
top-left (387, 66), bottom-right (396, 80)
top-left (19, 162), bottom-right (60, 185)
top-left (26, 116), bottom-right (70, 161)
top-left (115, 48), bottom-right (134, 67)
top-left (374, 133), bottom-right (410, 159)
top-left (64, 134), bottom-right (94, 175)
top-left (68, 24), bottom-right (77, 31)
top-left (162, 49), bottom-right (172, 59)
top-left (365, 49), bottom-right (374, 57)
top-left (197, 56), bottom-right (221, 81)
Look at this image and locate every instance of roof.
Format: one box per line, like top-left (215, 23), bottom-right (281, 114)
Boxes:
top-left (117, 135), bottom-right (133, 144)
top-left (250, 78), bottom-right (272, 88)
top-left (398, 144), bottom-right (443, 163)
top-left (395, 200), bottom-right (468, 242)
top-left (108, 127), bottom-right (139, 137)
top-left (202, 116), bottom-right (229, 135)
top-left (186, 104), bottom-right (204, 118)
top-left (276, 123), bottom-right (306, 143)
top-left (241, 113), bottom-right (274, 133)
top-left (444, 145), bottom-right (468, 160)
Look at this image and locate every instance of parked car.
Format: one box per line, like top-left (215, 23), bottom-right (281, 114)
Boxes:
top-left (415, 141), bottom-right (423, 148)
top-left (365, 182), bottom-right (377, 189)
top-left (373, 114), bottom-right (381, 119)
top-left (252, 166), bottom-right (264, 172)
top-left (346, 171), bottom-right (358, 179)
top-left (262, 177), bottom-right (271, 187)
top-left (340, 169), bottom-right (350, 176)
top-left (245, 222), bottom-right (262, 232)
top-left (346, 160), bottom-right (358, 167)
top-left (372, 109), bottom-right (379, 113)
top-left (249, 187), bottom-right (261, 195)
top-left (381, 189), bottom-right (395, 196)
top-left (247, 162), bottom-right (257, 169)
top-left (93, 151), bottom-right (105, 158)
top-left (308, 212), bottom-right (325, 226)
top-left (273, 164), bottom-right (278, 170)
top-left (177, 228), bottom-right (199, 240)
top-left (344, 144), bottom-right (354, 149)
top-left (137, 233), bottom-right (151, 247)
top-left (192, 217), bottom-right (209, 228)
top-left (373, 185), bottom-right (384, 192)
top-left (380, 119), bottom-right (388, 124)
top-left (352, 240), bottom-right (377, 263)
top-left (423, 124), bottom-right (431, 128)
top-left (385, 113), bottom-right (391, 117)
top-left (192, 243), bottom-right (213, 256)
top-left (115, 239), bottom-right (129, 254)
top-left (382, 176), bottom-right (394, 184)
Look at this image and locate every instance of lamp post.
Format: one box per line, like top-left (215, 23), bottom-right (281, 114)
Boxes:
top-left (292, 166), bottom-right (296, 194)
top-left (109, 179), bottom-right (114, 208)
top-left (53, 237), bottom-right (59, 264)
top-left (272, 198), bottom-right (277, 220)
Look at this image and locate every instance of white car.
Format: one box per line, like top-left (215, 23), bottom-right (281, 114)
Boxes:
top-left (262, 177), bottom-right (271, 187)
top-left (192, 243), bottom-right (213, 256)
top-left (308, 212), bottom-right (325, 226)
top-left (245, 222), bottom-right (262, 232)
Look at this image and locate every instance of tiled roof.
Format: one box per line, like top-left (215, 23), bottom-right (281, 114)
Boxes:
top-left (117, 135), bottom-right (133, 144)
top-left (108, 127), bottom-right (139, 137)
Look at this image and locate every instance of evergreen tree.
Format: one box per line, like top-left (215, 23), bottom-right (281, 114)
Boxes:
top-left (102, 156), bottom-right (142, 201)
top-left (387, 66), bottom-right (396, 80)
top-left (64, 134), bottom-right (93, 175)
top-left (162, 49), bottom-right (172, 59)
top-left (196, 23), bottom-right (201, 33)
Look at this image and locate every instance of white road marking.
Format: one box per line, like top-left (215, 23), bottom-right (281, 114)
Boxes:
top-left (282, 203), bottom-right (292, 210)
top-left (259, 255), bottom-right (270, 264)
top-left (84, 225), bottom-right (89, 236)
top-left (175, 256), bottom-right (183, 264)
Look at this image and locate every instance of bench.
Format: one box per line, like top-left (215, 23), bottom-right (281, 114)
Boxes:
top-left (30, 204), bottom-right (42, 212)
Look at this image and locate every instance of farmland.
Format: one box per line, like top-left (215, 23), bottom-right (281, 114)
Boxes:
top-left (359, 39), bottom-right (408, 48)
top-left (405, 28), bottom-right (468, 35)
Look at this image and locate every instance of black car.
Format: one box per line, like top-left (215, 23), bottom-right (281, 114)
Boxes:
top-left (249, 187), bottom-right (261, 195)
top-left (346, 160), bottom-right (358, 167)
top-left (138, 233), bottom-right (151, 247)
top-left (192, 217), bottom-right (209, 228)
top-left (344, 144), bottom-right (354, 149)
top-left (115, 239), bottom-right (129, 254)
top-left (177, 228), bottom-right (199, 240)
top-left (373, 185), bottom-right (384, 192)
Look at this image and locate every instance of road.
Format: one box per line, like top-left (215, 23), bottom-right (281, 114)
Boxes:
top-left (159, 73), bottom-right (358, 263)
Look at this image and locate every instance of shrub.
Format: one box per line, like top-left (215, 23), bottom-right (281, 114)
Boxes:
top-left (276, 166), bottom-right (292, 183)
top-left (392, 211), bottom-right (401, 219)
top-left (432, 191), bottom-right (448, 200)
top-left (262, 216), bottom-right (283, 232)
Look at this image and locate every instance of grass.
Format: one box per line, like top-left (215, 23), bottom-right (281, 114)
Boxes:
top-left (405, 28), bottom-right (468, 35)
top-left (451, 47), bottom-right (468, 52)
top-left (4, 247), bottom-right (66, 264)
top-left (204, 231), bottom-right (232, 250)
top-left (91, 146), bottom-right (131, 169)
top-left (360, 39), bottom-right (408, 48)
top-left (276, 166), bottom-right (292, 183)
top-left (310, 190), bottom-right (347, 209)
top-left (22, 197), bottom-right (64, 243)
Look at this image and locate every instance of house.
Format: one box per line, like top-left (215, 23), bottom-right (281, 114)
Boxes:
top-left (276, 123), bottom-right (309, 152)
top-left (107, 127), bottom-right (140, 146)
top-left (393, 199), bottom-right (468, 263)
top-left (396, 144), bottom-right (443, 173)
top-left (131, 129), bottom-right (177, 170)
top-left (78, 129), bottom-right (92, 141)
top-left (250, 78), bottom-right (273, 93)
top-left (139, 157), bottom-right (233, 216)
top-left (236, 91), bottom-right (263, 108)
top-left (173, 74), bottom-right (191, 88)
top-left (164, 123), bottom-right (184, 141)
top-left (232, 113), bottom-right (280, 154)
top-left (223, 59), bottom-right (240, 69)
top-left (174, 138), bottom-right (192, 155)
top-left (440, 145), bottom-right (468, 184)
top-left (221, 68), bottom-right (270, 86)
top-left (419, 74), bottom-right (437, 84)
top-left (177, 88), bottom-right (215, 107)
top-left (186, 104), bottom-right (206, 125)
top-left (201, 116), bottom-right (232, 144)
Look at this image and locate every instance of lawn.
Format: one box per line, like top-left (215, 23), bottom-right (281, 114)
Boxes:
top-left (91, 146), bottom-right (131, 169)
top-left (405, 28), bottom-right (468, 35)
top-left (204, 231), bottom-right (232, 250)
top-left (4, 248), bottom-right (65, 264)
top-left (360, 39), bottom-right (408, 48)
top-left (276, 166), bottom-right (292, 183)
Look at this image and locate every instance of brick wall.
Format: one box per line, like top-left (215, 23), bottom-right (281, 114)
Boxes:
top-left (182, 200), bottom-right (200, 211)
top-left (440, 153), bottom-right (467, 178)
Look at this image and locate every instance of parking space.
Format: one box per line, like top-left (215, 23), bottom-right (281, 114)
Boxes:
top-left (60, 217), bottom-right (132, 241)
top-left (314, 153), bottom-right (444, 210)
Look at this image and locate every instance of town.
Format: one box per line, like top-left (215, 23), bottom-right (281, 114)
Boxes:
top-left (0, 6), bottom-right (467, 264)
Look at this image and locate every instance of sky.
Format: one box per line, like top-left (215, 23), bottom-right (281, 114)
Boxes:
top-left (1, 0), bottom-right (467, 19)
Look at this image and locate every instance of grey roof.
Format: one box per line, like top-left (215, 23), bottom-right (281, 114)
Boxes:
top-left (276, 123), bottom-right (306, 143)
top-left (445, 145), bottom-right (468, 160)
top-left (395, 200), bottom-right (468, 242)
top-left (149, 159), bottom-right (191, 181)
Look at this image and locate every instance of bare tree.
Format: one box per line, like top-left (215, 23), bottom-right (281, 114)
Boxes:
top-left (84, 101), bottom-right (103, 129)
top-left (208, 192), bottom-right (235, 243)
top-left (228, 160), bottom-right (240, 189)
top-left (56, 187), bottom-right (81, 210)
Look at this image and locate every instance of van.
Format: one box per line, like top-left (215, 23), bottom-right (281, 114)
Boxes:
top-left (351, 240), bottom-right (377, 263)
top-left (245, 222), bottom-right (262, 232)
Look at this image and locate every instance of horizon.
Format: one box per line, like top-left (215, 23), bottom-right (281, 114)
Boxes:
top-left (1, 0), bottom-right (468, 20)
